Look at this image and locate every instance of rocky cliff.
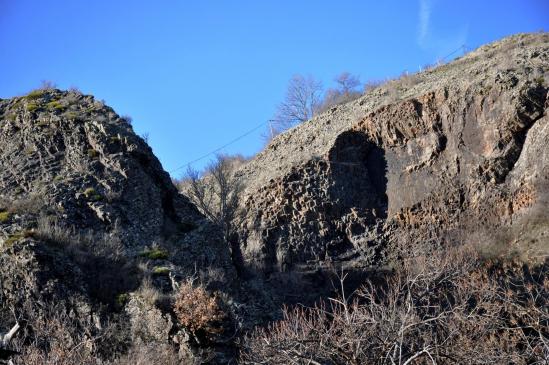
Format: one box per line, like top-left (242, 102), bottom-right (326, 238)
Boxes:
top-left (235, 33), bottom-right (549, 279)
top-left (0, 32), bottom-right (547, 363)
top-left (0, 89), bottom-right (236, 362)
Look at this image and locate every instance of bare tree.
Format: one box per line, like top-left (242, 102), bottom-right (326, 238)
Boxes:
top-left (271, 74), bottom-right (323, 137)
top-left (334, 72), bottom-right (360, 94)
top-left (183, 155), bottom-right (244, 243)
top-left (317, 72), bottom-right (362, 113)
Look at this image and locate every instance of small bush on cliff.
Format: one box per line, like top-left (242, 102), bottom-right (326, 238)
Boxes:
top-left (83, 187), bottom-right (102, 201)
top-left (174, 279), bottom-right (225, 337)
top-left (140, 247), bottom-right (169, 260)
top-left (0, 210), bottom-right (11, 223)
top-left (151, 266), bottom-right (170, 276)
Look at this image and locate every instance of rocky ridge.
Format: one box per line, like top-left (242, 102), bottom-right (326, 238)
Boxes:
top-left (0, 32), bottom-right (547, 363)
top-left (0, 89), bottom-right (236, 362)
top-left (235, 33), bottom-right (549, 278)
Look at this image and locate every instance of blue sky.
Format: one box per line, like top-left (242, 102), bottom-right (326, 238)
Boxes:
top-left (1, 1), bottom-right (547, 175)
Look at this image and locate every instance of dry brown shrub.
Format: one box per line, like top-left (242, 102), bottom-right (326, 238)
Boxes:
top-left (241, 246), bottom-right (549, 364)
top-left (11, 302), bottom-right (127, 365)
top-left (173, 280), bottom-right (225, 337)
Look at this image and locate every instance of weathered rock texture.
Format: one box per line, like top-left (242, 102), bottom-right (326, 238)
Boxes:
top-left (0, 89), bottom-right (236, 362)
top-left (0, 88), bottom-right (236, 267)
top-left (236, 33), bottom-right (549, 276)
top-left (0, 32), bottom-right (548, 363)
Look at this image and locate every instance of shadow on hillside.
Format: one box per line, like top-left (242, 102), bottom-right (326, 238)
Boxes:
top-left (328, 130), bottom-right (388, 219)
top-left (241, 130), bottom-right (390, 317)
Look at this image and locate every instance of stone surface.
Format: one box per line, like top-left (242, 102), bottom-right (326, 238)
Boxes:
top-left (235, 33), bottom-right (549, 276)
top-left (0, 32), bottom-right (548, 363)
top-left (0, 89), bottom-right (236, 362)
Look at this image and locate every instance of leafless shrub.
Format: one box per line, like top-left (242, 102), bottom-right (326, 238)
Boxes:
top-left (39, 80), bottom-right (57, 90)
top-left (197, 265), bottom-right (228, 287)
top-left (183, 154), bottom-right (244, 243)
top-left (363, 79), bottom-right (383, 93)
top-left (12, 301), bottom-right (126, 365)
top-left (241, 245), bottom-right (549, 364)
top-left (317, 90), bottom-right (361, 114)
top-left (173, 279), bottom-right (225, 338)
top-left (271, 74), bottom-right (323, 135)
top-left (120, 115), bottom-right (132, 125)
top-left (399, 71), bottom-right (421, 89)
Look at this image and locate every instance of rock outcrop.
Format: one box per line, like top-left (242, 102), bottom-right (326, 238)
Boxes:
top-left (235, 33), bottom-right (549, 277)
top-left (0, 89), bottom-right (236, 362)
top-left (0, 32), bottom-right (548, 363)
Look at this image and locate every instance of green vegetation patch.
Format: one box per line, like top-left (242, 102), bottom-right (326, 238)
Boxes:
top-left (25, 89), bottom-right (47, 100)
top-left (140, 247), bottom-right (169, 260)
top-left (46, 100), bottom-right (65, 111)
top-left (36, 120), bottom-right (50, 127)
top-left (83, 187), bottom-right (102, 202)
top-left (115, 293), bottom-right (130, 308)
top-left (152, 266), bottom-right (170, 276)
top-left (4, 230), bottom-right (34, 246)
top-left (26, 103), bottom-right (40, 112)
top-left (87, 148), bottom-right (99, 159)
top-left (0, 211), bottom-right (11, 223)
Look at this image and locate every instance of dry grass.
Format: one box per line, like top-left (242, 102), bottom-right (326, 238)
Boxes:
top-left (106, 344), bottom-right (182, 365)
top-left (0, 195), bottom-right (43, 215)
top-left (135, 277), bottom-right (166, 307)
top-left (11, 302), bottom-right (128, 365)
top-left (241, 245), bottom-right (549, 364)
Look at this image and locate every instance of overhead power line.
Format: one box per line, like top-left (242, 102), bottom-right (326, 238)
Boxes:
top-left (169, 120), bottom-right (269, 174)
top-left (440, 44), bottom-right (468, 61)
top-left (171, 45), bottom-right (473, 175)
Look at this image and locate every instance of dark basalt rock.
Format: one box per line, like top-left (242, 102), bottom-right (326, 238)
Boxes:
top-left (235, 33), bottom-right (549, 280)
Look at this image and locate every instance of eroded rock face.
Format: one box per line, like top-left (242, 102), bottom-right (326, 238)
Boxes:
top-left (0, 89), bottom-right (236, 271)
top-left (0, 90), bottom-right (201, 248)
top-left (236, 33), bottom-right (549, 276)
top-left (0, 89), bottom-right (236, 362)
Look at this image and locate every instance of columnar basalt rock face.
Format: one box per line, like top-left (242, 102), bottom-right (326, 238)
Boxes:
top-left (0, 90), bottom-right (202, 248)
top-left (0, 89), bottom-right (236, 362)
top-left (236, 33), bottom-right (549, 275)
top-left (0, 90), bottom-right (236, 273)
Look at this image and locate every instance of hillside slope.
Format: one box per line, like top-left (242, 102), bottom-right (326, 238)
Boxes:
top-left (0, 89), bottom-right (236, 362)
top-left (235, 33), bottom-right (549, 278)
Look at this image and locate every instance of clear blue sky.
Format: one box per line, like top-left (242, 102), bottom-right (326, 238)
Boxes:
top-left (1, 1), bottom-right (547, 175)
